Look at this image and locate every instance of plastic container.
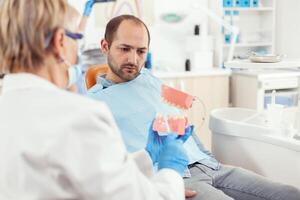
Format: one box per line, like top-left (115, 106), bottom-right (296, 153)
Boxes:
top-left (264, 91), bottom-right (299, 108)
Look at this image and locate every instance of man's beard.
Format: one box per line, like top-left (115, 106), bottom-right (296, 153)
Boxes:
top-left (108, 59), bottom-right (143, 82)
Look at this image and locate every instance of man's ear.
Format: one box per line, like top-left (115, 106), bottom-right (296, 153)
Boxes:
top-left (52, 28), bottom-right (66, 59)
top-left (101, 39), bottom-right (109, 54)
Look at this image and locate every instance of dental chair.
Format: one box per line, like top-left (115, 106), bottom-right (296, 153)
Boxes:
top-left (85, 64), bottom-right (108, 89)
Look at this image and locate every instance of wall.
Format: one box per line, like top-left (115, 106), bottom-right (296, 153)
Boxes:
top-left (151, 0), bottom-right (208, 72)
top-left (68, 0), bottom-right (209, 72)
top-left (276, 0), bottom-right (300, 58)
top-left (69, 0), bottom-right (300, 65)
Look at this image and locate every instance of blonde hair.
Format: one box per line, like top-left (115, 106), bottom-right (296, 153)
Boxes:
top-left (65, 5), bottom-right (80, 32)
top-left (0, 0), bottom-right (78, 73)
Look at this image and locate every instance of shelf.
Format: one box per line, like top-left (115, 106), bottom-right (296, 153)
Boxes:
top-left (223, 42), bottom-right (273, 48)
top-left (214, 0), bottom-right (276, 67)
top-left (223, 7), bottom-right (274, 12)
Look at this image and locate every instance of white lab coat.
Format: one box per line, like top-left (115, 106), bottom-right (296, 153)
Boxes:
top-left (0, 73), bottom-right (184, 200)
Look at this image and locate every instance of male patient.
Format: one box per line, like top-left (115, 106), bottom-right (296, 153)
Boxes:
top-left (88, 15), bottom-right (300, 200)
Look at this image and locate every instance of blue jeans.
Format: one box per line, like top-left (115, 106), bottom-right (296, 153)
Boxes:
top-left (184, 163), bottom-right (300, 200)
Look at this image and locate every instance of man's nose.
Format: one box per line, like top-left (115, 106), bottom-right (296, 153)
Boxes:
top-left (127, 50), bottom-right (138, 65)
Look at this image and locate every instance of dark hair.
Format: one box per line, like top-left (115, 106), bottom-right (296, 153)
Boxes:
top-left (104, 15), bottom-right (150, 47)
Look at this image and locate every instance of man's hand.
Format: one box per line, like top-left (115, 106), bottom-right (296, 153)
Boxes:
top-left (185, 189), bottom-right (197, 198)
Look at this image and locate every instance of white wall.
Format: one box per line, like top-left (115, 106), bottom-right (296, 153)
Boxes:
top-left (68, 0), bottom-right (209, 72)
top-left (69, 0), bottom-right (300, 65)
top-left (151, 0), bottom-right (208, 72)
top-left (276, 0), bottom-right (300, 58)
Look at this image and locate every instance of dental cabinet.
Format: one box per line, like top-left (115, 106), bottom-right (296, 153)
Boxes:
top-left (211, 0), bottom-right (276, 65)
top-left (231, 69), bottom-right (300, 111)
top-left (155, 69), bottom-right (230, 150)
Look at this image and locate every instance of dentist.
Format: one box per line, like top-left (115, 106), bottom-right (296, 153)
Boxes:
top-left (0, 0), bottom-right (189, 199)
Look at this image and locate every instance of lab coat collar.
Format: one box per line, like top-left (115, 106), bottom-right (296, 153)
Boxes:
top-left (2, 73), bottom-right (58, 94)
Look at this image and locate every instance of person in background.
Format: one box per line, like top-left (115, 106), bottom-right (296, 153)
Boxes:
top-left (87, 14), bottom-right (300, 200)
top-left (67, 0), bottom-right (106, 94)
top-left (70, 0), bottom-right (116, 94)
top-left (0, 1), bottom-right (190, 199)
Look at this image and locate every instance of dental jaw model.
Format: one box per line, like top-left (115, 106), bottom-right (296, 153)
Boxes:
top-left (161, 85), bottom-right (194, 110)
top-left (153, 85), bottom-right (194, 135)
top-left (153, 114), bottom-right (188, 136)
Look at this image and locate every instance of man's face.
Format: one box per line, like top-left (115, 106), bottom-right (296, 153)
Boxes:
top-left (102, 20), bottom-right (148, 83)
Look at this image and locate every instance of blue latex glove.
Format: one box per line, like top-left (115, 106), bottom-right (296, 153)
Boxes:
top-left (83, 0), bottom-right (96, 17)
top-left (145, 121), bottom-right (194, 164)
top-left (83, 0), bottom-right (116, 16)
top-left (177, 125), bottom-right (194, 143)
top-left (157, 139), bottom-right (189, 176)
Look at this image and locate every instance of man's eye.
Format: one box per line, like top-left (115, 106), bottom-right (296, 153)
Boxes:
top-left (137, 50), bottom-right (146, 55)
top-left (120, 47), bottom-right (130, 52)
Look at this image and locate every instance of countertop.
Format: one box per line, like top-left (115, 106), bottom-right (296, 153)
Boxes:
top-left (224, 59), bottom-right (300, 69)
top-left (231, 68), bottom-right (300, 79)
top-left (153, 68), bottom-right (231, 79)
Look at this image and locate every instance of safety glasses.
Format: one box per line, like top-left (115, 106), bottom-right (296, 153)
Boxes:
top-left (65, 30), bottom-right (84, 41)
top-left (44, 29), bottom-right (84, 48)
